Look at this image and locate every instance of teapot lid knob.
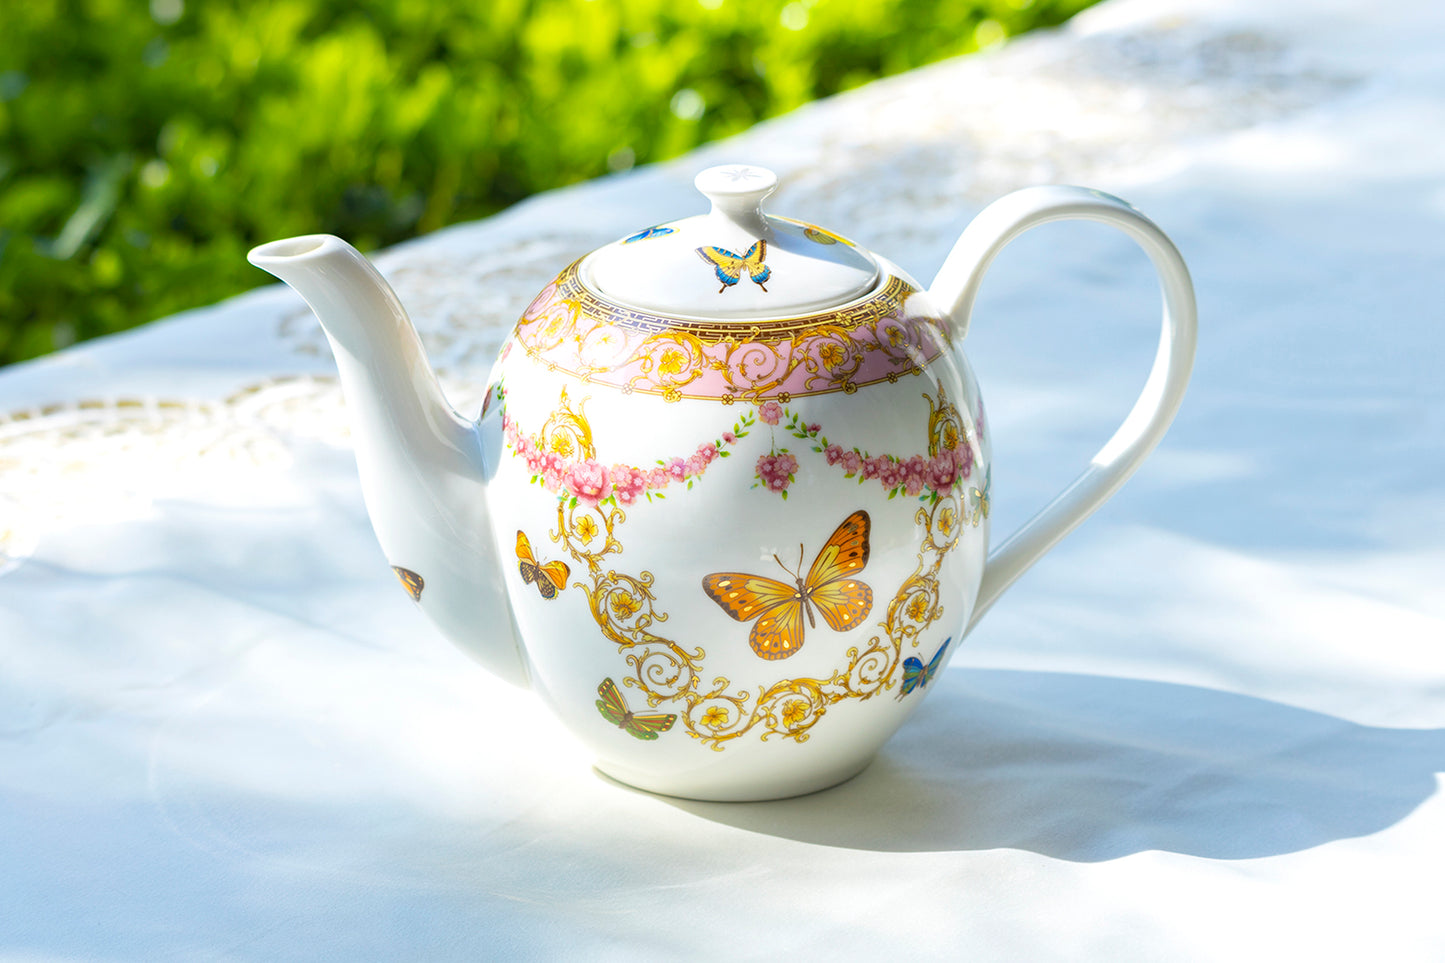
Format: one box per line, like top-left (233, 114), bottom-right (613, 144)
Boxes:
top-left (579, 163), bottom-right (880, 319)
top-left (694, 165), bottom-right (778, 236)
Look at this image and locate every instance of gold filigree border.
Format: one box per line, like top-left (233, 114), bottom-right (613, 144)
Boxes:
top-left (513, 262), bottom-right (948, 404)
top-left (555, 489), bottom-right (967, 749)
top-left (512, 381), bottom-right (980, 749)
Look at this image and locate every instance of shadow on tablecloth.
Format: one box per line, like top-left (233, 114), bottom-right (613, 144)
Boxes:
top-left (655, 668), bottom-right (1445, 860)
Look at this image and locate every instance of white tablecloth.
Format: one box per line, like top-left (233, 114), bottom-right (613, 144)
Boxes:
top-left (4, 0), bottom-right (1444, 957)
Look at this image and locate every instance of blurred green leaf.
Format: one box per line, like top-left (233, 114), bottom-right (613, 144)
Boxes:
top-left (0, 0), bottom-right (1098, 366)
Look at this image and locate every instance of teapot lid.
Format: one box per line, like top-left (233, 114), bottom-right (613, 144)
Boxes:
top-left (580, 165), bottom-right (881, 319)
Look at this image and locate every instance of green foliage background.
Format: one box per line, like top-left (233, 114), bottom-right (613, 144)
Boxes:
top-left (0, 0), bottom-right (1097, 365)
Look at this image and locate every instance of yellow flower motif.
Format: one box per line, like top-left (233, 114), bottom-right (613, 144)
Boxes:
top-left (549, 433), bottom-right (574, 457)
top-left (609, 589), bottom-right (640, 620)
top-left (575, 515), bottom-right (598, 543)
top-left (906, 593), bottom-right (930, 622)
top-left (662, 384), bottom-right (682, 403)
top-left (939, 505), bottom-right (957, 534)
top-left (942, 423), bottom-right (960, 451)
top-left (781, 699), bottom-right (809, 728)
top-left (818, 342), bottom-right (847, 370)
top-left (721, 393), bottom-right (735, 406)
top-left (658, 349), bottom-right (686, 375)
top-left (701, 705), bottom-right (730, 728)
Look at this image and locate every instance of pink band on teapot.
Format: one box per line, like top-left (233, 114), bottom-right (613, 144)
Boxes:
top-left (513, 261), bottom-right (948, 404)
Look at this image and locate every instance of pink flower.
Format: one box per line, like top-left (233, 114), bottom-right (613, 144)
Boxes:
top-left (807, 423), bottom-right (821, 434)
top-left (611, 464), bottom-right (647, 504)
top-left (955, 442), bottom-right (975, 479)
top-left (755, 452), bottom-right (798, 493)
top-left (666, 457), bottom-right (688, 482)
top-left (902, 455), bottom-right (927, 495)
top-left (878, 458), bottom-right (905, 490)
top-left (759, 400), bottom-right (784, 425)
top-left (563, 459), bottom-right (612, 507)
top-left (824, 443), bottom-right (844, 466)
top-left (925, 451), bottom-right (959, 492)
top-left (696, 442), bottom-right (718, 464)
top-left (861, 455), bottom-right (887, 480)
top-left (646, 467), bottom-right (670, 490)
top-left (721, 431), bottom-right (738, 445)
top-left (685, 454), bottom-right (707, 478)
top-left (541, 452), bottom-right (567, 490)
top-left (840, 450), bottom-right (863, 475)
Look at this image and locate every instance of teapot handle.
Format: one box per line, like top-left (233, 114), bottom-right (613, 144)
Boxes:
top-left (927, 186), bottom-right (1197, 636)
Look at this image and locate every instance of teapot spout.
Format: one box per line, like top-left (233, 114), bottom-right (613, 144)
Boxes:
top-left (248, 235), bottom-right (529, 688)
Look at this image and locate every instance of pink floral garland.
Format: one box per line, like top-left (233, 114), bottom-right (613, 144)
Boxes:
top-left (501, 414), bottom-right (732, 508)
top-left (753, 399), bottom-right (973, 501)
top-left (496, 388), bottom-right (971, 509)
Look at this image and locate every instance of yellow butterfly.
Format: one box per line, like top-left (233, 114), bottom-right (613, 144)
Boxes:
top-left (968, 466), bottom-right (991, 527)
top-left (696, 241), bottom-right (771, 293)
top-left (516, 530), bottom-right (570, 600)
top-left (702, 511), bottom-right (873, 660)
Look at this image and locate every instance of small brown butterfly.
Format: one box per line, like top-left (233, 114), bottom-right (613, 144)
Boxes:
top-left (516, 530), bottom-right (570, 600)
top-left (391, 566), bottom-right (424, 602)
top-left (702, 511), bottom-right (873, 660)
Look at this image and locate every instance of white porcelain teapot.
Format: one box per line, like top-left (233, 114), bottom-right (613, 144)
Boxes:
top-left (248, 165), bottom-right (1196, 801)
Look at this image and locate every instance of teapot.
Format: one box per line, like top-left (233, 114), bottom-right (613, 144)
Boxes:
top-left (248, 165), bottom-right (1195, 801)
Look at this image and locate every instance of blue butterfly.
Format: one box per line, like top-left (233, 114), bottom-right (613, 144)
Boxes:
top-left (696, 241), bottom-right (771, 293)
top-left (623, 225), bottom-right (676, 244)
top-left (900, 637), bottom-right (951, 697)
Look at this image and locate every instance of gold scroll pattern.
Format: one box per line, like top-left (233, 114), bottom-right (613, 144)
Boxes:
top-left (514, 261), bottom-right (948, 405)
top-left (524, 382), bottom-right (977, 749)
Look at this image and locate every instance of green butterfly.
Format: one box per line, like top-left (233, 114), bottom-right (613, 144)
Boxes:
top-left (596, 677), bottom-right (676, 740)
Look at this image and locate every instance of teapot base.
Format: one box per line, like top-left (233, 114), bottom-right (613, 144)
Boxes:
top-left (593, 753), bottom-right (876, 802)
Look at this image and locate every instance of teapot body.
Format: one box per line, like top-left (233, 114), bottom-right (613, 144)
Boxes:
top-left (479, 255), bottom-right (990, 800)
top-left (248, 170), bottom-right (1195, 802)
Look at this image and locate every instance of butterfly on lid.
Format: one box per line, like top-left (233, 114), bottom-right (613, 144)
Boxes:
top-left (391, 565), bottom-right (424, 602)
top-left (899, 636), bottom-right (951, 698)
top-left (516, 529), bottom-right (570, 600)
top-left (702, 510), bottom-right (873, 661)
top-left (595, 677), bottom-right (677, 740)
top-left (623, 225), bottom-right (675, 244)
top-left (696, 241), bottom-right (771, 293)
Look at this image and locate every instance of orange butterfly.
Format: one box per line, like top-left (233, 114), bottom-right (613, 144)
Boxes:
top-left (516, 530), bottom-right (570, 600)
top-left (595, 677), bottom-right (677, 740)
top-left (702, 511), bottom-right (873, 660)
top-left (391, 565), bottom-right (424, 602)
